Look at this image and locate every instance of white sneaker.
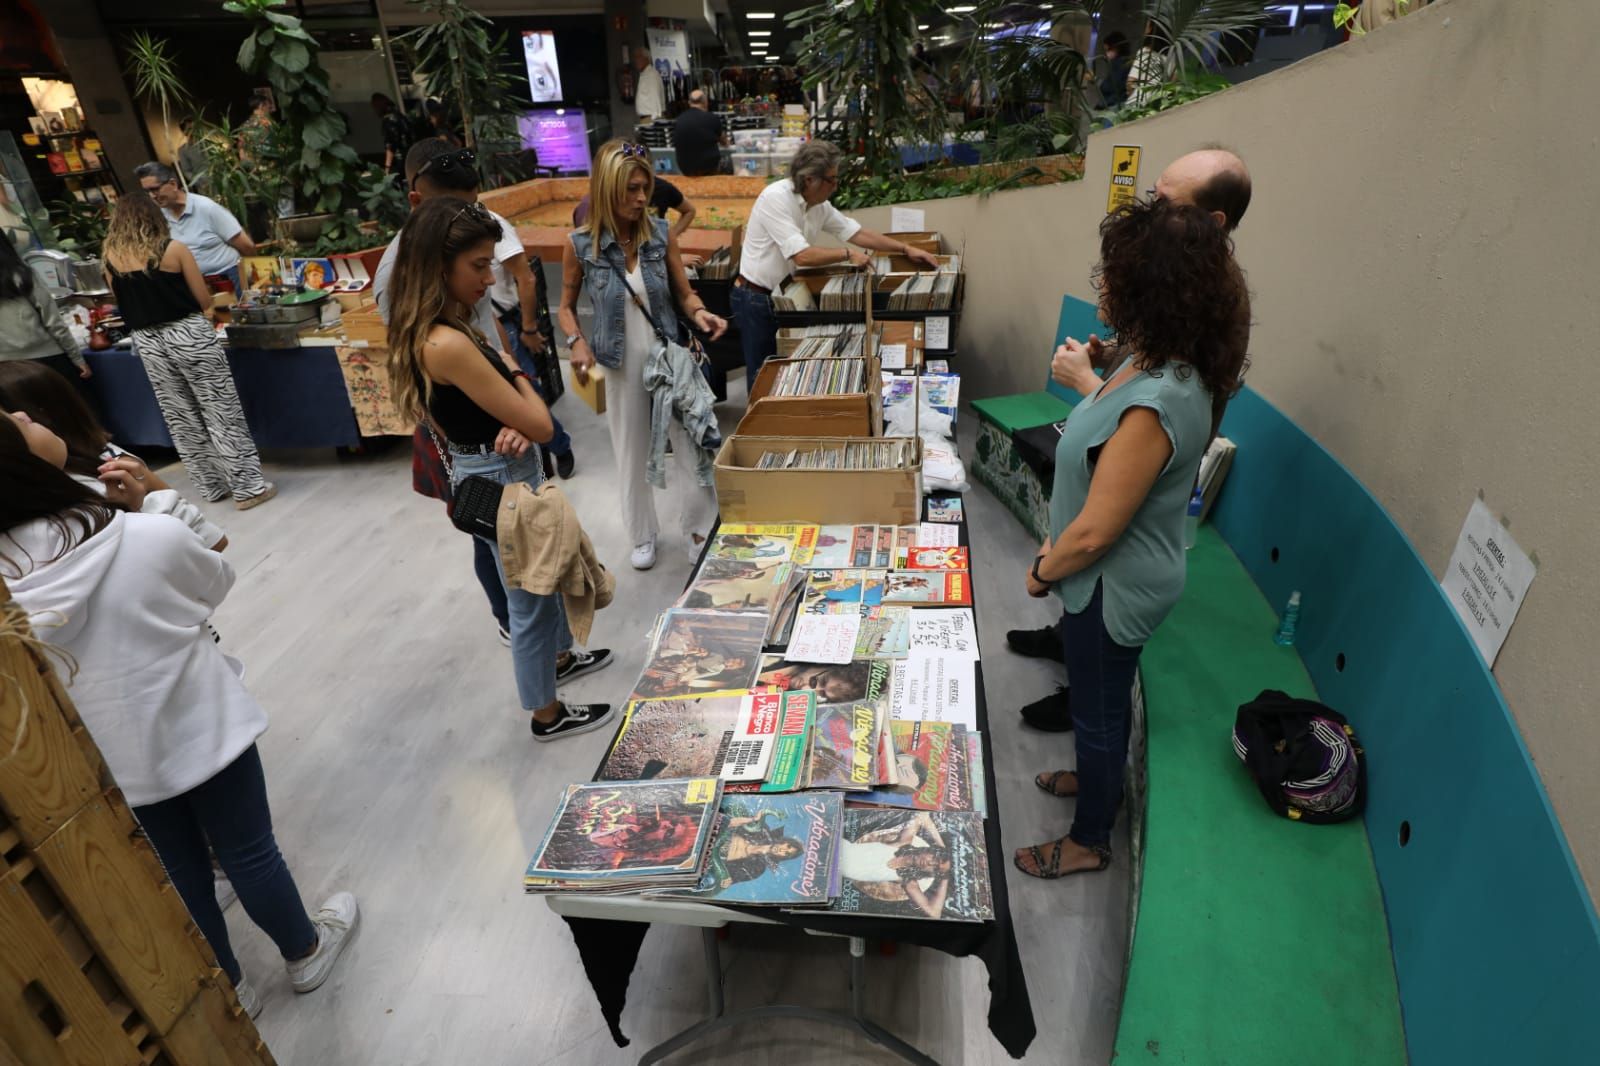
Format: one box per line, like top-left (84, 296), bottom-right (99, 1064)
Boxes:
top-left (285, 891), bottom-right (360, 993)
top-left (233, 974), bottom-right (263, 1019)
top-left (214, 870), bottom-right (237, 911)
top-left (630, 540), bottom-right (657, 570)
top-left (685, 533), bottom-right (709, 561)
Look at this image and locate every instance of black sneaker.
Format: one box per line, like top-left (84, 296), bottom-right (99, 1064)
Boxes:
top-left (531, 702), bottom-right (615, 742)
top-left (1006, 623), bottom-right (1063, 662)
top-left (556, 648), bottom-right (613, 684)
top-left (542, 449), bottom-right (557, 481)
top-left (1020, 686), bottom-right (1073, 732)
top-left (556, 451), bottom-right (576, 479)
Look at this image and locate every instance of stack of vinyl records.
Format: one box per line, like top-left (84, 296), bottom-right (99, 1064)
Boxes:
top-left (696, 247), bottom-right (735, 280)
top-left (772, 279), bottom-right (816, 312)
top-left (771, 358), bottom-right (867, 396)
top-left (819, 273), bottom-right (867, 312)
top-left (753, 439), bottom-right (917, 471)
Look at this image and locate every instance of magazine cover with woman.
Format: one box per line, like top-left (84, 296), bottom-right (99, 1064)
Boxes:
top-left (670, 792), bottom-right (845, 906)
top-left (525, 778), bottom-right (722, 883)
top-left (630, 609), bottom-right (768, 699)
top-left (828, 809), bottom-right (993, 922)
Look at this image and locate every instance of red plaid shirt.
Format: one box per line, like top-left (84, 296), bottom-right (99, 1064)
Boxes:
top-left (411, 426), bottom-right (452, 507)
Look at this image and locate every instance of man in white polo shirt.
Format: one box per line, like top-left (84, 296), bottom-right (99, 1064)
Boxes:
top-left (136, 161), bottom-right (256, 295)
top-left (731, 140), bottom-right (938, 392)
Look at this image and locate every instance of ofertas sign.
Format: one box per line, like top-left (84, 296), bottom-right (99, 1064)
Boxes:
top-left (1440, 497), bottom-right (1536, 667)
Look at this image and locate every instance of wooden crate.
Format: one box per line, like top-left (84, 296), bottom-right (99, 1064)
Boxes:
top-left (0, 589), bottom-right (276, 1066)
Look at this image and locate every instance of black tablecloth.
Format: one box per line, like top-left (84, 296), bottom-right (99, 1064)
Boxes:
top-left (561, 501), bottom-right (1037, 1059)
top-left (84, 344), bottom-right (361, 450)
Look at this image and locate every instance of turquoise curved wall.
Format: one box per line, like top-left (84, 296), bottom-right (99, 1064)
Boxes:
top-left (1211, 386), bottom-right (1600, 1064)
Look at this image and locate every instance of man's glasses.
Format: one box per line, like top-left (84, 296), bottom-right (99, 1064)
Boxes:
top-left (619, 142), bottom-right (650, 159)
top-left (414, 148), bottom-right (477, 188)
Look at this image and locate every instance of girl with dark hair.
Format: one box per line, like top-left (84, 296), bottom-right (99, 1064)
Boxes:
top-left (1017, 198), bottom-right (1250, 881)
top-left (0, 411), bottom-right (357, 1018)
top-left (384, 195), bottom-right (612, 741)
top-left (0, 235), bottom-right (91, 381)
top-left (102, 193), bottom-right (273, 509)
top-left (0, 359), bottom-right (226, 549)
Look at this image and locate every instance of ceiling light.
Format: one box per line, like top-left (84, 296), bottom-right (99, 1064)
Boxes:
top-left (749, 30), bottom-right (771, 36)
top-left (949, 5), bottom-right (976, 12)
top-left (747, 12), bottom-right (776, 19)
top-left (918, 24), bottom-right (930, 30)
top-left (765, 56), bottom-right (779, 62)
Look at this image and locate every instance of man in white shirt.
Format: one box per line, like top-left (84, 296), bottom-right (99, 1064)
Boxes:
top-left (731, 140), bottom-right (939, 392)
top-left (135, 161), bottom-right (255, 295)
top-left (633, 46), bottom-right (666, 121)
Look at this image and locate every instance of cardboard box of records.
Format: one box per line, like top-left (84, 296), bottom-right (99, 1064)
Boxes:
top-left (714, 435), bottom-right (924, 525)
top-left (741, 323), bottom-right (893, 438)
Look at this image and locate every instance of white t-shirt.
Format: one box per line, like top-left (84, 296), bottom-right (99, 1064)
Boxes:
top-left (165, 193), bottom-right (244, 276)
top-left (635, 64), bottom-right (666, 119)
top-left (738, 178), bottom-right (862, 291)
top-left (374, 229), bottom-right (499, 341)
top-left (484, 208), bottom-right (528, 315)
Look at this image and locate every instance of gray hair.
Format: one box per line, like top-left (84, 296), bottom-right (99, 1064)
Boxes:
top-left (134, 161), bottom-right (177, 185)
top-left (789, 141), bottom-right (843, 191)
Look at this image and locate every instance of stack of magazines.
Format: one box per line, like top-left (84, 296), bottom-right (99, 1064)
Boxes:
top-left (522, 778), bottom-right (724, 895)
top-left (770, 358), bottom-right (867, 397)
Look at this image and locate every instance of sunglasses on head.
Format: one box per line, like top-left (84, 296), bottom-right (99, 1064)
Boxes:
top-left (619, 142), bottom-right (650, 159)
top-left (449, 200), bottom-right (493, 225)
top-left (413, 148), bottom-right (477, 187)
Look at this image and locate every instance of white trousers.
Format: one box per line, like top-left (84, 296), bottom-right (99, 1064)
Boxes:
top-left (605, 344), bottom-right (717, 547)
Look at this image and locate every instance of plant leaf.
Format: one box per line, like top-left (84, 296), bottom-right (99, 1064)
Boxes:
top-left (277, 40), bottom-right (310, 73)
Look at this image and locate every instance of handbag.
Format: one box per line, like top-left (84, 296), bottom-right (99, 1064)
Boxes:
top-left (422, 419), bottom-right (503, 540)
top-left (1232, 690), bottom-right (1367, 824)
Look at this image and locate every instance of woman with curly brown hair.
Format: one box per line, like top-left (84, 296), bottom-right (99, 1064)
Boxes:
top-left (1015, 197), bottom-right (1250, 881)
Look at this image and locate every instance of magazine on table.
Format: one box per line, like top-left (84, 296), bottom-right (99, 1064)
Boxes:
top-left (903, 546), bottom-right (969, 571)
top-left (926, 496), bottom-right (964, 523)
top-left (755, 655), bottom-right (893, 708)
top-left (599, 691), bottom-right (784, 783)
top-left (855, 606), bottom-right (912, 657)
top-left (724, 690), bottom-right (815, 794)
top-left (967, 732), bottom-right (988, 817)
top-left (852, 721), bottom-right (973, 812)
top-left (630, 610), bottom-right (767, 700)
top-left (805, 702), bottom-right (879, 790)
top-left (706, 524), bottom-right (820, 566)
top-left (810, 525), bottom-right (856, 569)
top-left (881, 570), bottom-right (972, 607)
top-left (821, 808), bottom-right (994, 922)
top-left (680, 556), bottom-right (799, 619)
top-left (660, 792), bottom-right (845, 906)
top-left (801, 569), bottom-right (887, 616)
top-left (523, 778), bottom-right (723, 888)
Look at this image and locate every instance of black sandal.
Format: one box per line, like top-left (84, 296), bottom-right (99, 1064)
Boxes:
top-left (1034, 770), bottom-right (1078, 797)
top-left (1013, 839), bottom-right (1112, 880)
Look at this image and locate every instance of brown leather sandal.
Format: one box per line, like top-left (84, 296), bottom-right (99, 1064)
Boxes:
top-left (1035, 770), bottom-right (1079, 797)
top-left (1013, 839), bottom-right (1113, 880)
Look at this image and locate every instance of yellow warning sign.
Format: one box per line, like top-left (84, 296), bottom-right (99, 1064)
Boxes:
top-left (1106, 145), bottom-right (1142, 213)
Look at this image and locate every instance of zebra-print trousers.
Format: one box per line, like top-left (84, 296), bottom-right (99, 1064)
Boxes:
top-left (132, 314), bottom-right (266, 502)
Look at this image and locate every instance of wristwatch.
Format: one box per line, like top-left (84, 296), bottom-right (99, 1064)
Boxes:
top-left (1031, 556), bottom-right (1050, 584)
top-left (563, 331), bottom-right (583, 348)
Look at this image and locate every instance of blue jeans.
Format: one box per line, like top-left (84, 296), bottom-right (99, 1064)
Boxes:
top-left (474, 536), bottom-right (510, 629)
top-left (729, 282), bottom-right (778, 394)
top-left (1059, 582), bottom-right (1144, 849)
top-left (450, 448), bottom-right (573, 710)
top-left (497, 306), bottom-right (572, 456)
top-left (133, 745), bottom-right (317, 985)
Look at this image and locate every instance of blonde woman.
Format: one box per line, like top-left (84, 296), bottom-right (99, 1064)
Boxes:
top-left (385, 196), bottom-right (613, 741)
top-left (102, 194), bottom-right (273, 508)
top-left (559, 139), bottom-right (728, 571)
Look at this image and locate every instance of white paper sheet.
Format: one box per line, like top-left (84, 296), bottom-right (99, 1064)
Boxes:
top-left (915, 522), bottom-right (961, 548)
top-left (890, 206), bottom-right (926, 233)
top-left (878, 343), bottom-right (908, 370)
top-left (925, 316), bottom-right (950, 350)
top-left (786, 614), bottom-right (862, 665)
top-left (909, 608), bottom-right (979, 660)
top-left (890, 651), bottom-right (977, 728)
top-left (1440, 497), bottom-right (1536, 666)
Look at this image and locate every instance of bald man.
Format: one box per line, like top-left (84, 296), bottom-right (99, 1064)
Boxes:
top-left (1009, 147), bottom-right (1254, 712)
top-left (674, 89), bottom-right (728, 177)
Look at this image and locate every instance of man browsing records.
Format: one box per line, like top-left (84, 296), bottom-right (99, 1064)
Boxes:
top-left (135, 161), bottom-right (255, 295)
top-left (732, 140), bottom-right (939, 393)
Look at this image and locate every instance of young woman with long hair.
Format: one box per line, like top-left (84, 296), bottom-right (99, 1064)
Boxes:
top-left (0, 358), bottom-right (226, 549)
top-left (1016, 198), bottom-right (1250, 881)
top-left (0, 411), bottom-right (356, 1017)
top-left (101, 193), bottom-right (273, 509)
top-left (559, 139), bottom-right (728, 571)
top-left (384, 195), bottom-right (613, 741)
top-left (0, 235), bottom-right (90, 381)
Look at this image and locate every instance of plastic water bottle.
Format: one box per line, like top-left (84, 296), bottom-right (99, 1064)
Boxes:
top-left (1274, 590), bottom-right (1301, 646)
top-left (1183, 487), bottom-right (1204, 550)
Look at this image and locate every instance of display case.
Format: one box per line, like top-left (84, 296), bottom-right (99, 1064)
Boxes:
top-left (0, 130), bottom-right (54, 251)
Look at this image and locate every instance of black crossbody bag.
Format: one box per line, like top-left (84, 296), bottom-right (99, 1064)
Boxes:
top-left (422, 418), bottom-right (503, 540)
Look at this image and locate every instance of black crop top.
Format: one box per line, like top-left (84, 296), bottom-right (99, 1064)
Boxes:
top-left (424, 326), bottom-right (519, 447)
top-left (107, 242), bottom-right (203, 330)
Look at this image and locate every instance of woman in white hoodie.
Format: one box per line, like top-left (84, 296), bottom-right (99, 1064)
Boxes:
top-left (0, 410), bottom-right (357, 1017)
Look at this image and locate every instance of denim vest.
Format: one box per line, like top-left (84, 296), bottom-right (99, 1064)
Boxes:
top-left (569, 218), bottom-right (679, 370)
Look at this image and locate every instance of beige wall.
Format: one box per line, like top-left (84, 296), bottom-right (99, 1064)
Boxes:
top-left (850, 0), bottom-right (1600, 906)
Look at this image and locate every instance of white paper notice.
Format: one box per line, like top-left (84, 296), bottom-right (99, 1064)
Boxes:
top-left (909, 608), bottom-right (979, 660)
top-left (786, 614), bottom-right (862, 665)
top-left (1440, 497), bottom-right (1536, 667)
top-left (890, 206), bottom-right (925, 233)
top-left (890, 651), bottom-right (977, 728)
top-left (916, 522), bottom-right (960, 548)
top-left (925, 316), bottom-right (950, 350)
top-left (878, 343), bottom-right (908, 370)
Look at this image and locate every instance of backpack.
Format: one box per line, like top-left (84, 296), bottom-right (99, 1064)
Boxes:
top-left (1232, 690), bottom-right (1366, 823)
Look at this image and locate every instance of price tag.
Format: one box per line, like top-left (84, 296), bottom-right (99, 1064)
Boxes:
top-left (925, 316), bottom-right (950, 350)
top-left (878, 343), bottom-right (907, 370)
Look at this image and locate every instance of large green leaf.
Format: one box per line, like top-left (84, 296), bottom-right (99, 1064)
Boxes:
top-left (236, 33), bottom-right (257, 70)
top-left (275, 40), bottom-right (310, 73)
top-left (302, 113), bottom-right (339, 149)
